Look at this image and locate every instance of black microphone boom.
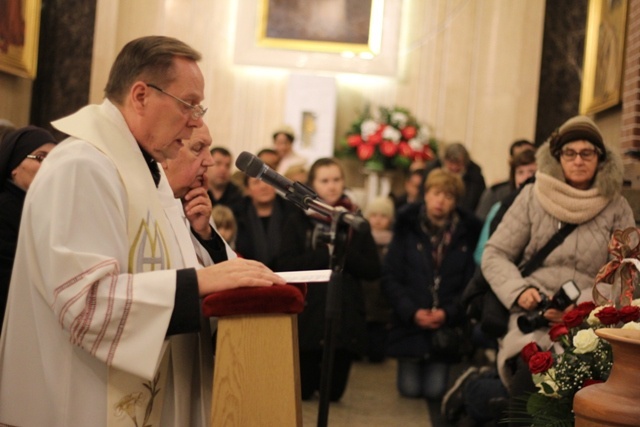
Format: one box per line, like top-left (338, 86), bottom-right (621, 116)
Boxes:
top-left (235, 151), bottom-right (369, 233)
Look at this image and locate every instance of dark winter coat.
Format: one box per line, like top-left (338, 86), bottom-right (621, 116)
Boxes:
top-left (274, 207), bottom-right (381, 354)
top-left (233, 195), bottom-right (296, 269)
top-left (207, 181), bottom-right (243, 212)
top-left (0, 181), bottom-right (25, 330)
top-left (382, 202), bottom-right (481, 359)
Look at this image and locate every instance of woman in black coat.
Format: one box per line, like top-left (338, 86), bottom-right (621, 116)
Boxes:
top-left (383, 168), bottom-right (481, 400)
top-left (0, 126), bottom-right (57, 331)
top-left (233, 174), bottom-right (296, 269)
top-left (275, 158), bottom-right (380, 402)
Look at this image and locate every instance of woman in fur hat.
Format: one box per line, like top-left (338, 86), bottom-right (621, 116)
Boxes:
top-left (480, 115), bottom-right (634, 423)
top-left (0, 126), bottom-right (57, 330)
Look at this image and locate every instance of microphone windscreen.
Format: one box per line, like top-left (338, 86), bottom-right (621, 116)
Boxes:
top-left (235, 151), bottom-right (264, 177)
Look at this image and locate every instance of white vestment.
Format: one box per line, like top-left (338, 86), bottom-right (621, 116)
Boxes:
top-left (0, 100), bottom-right (234, 427)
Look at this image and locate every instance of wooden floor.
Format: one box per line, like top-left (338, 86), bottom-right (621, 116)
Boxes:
top-left (301, 359), bottom-right (438, 427)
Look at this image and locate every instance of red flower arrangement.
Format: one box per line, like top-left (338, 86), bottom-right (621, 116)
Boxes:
top-left (511, 228), bottom-right (640, 425)
top-left (337, 105), bottom-right (438, 172)
top-left (515, 300), bottom-right (640, 425)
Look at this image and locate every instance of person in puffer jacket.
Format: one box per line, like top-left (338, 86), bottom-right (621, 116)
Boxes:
top-left (481, 115), bottom-right (635, 422)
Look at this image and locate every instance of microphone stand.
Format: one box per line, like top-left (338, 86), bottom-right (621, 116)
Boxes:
top-left (283, 184), bottom-right (363, 427)
top-left (316, 211), bottom-right (350, 427)
top-left (235, 153), bottom-right (373, 425)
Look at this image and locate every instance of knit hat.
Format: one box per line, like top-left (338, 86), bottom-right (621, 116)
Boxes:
top-left (272, 125), bottom-right (295, 142)
top-left (364, 196), bottom-right (395, 219)
top-left (0, 126), bottom-right (57, 187)
top-left (549, 115), bottom-right (606, 161)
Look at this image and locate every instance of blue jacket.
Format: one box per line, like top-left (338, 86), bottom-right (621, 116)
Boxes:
top-left (382, 202), bottom-right (481, 358)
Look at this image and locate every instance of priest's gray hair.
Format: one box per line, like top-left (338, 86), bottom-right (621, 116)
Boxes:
top-left (104, 35), bottom-right (201, 105)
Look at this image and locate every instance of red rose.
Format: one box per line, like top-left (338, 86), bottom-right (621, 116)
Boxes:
top-left (562, 308), bottom-right (585, 328)
top-left (380, 141), bottom-right (398, 157)
top-left (549, 324), bottom-right (569, 342)
top-left (576, 301), bottom-right (597, 316)
top-left (618, 305), bottom-right (640, 323)
top-left (347, 134), bottom-right (363, 147)
top-left (422, 145), bottom-right (435, 160)
top-left (368, 132), bottom-right (382, 145)
top-left (356, 143), bottom-right (375, 160)
top-left (397, 141), bottom-right (413, 157)
top-left (401, 125), bottom-right (417, 140)
top-left (520, 341), bottom-right (540, 364)
top-left (595, 306), bottom-right (620, 325)
top-left (582, 379), bottom-right (604, 388)
top-left (528, 351), bottom-right (554, 374)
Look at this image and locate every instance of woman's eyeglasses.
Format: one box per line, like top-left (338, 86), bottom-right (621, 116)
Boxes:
top-left (25, 154), bottom-right (47, 163)
top-left (560, 148), bottom-right (600, 161)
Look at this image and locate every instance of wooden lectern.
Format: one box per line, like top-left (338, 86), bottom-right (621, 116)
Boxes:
top-left (202, 283), bottom-right (307, 427)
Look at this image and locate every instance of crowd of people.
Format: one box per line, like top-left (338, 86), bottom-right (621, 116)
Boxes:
top-left (0, 34), bottom-right (635, 427)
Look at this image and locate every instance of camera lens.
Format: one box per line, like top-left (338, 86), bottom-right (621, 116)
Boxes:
top-left (517, 312), bottom-right (549, 334)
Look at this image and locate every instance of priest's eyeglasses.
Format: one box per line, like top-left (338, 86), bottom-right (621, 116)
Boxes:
top-left (25, 154), bottom-right (47, 163)
top-left (560, 148), bottom-right (600, 161)
top-left (146, 83), bottom-right (208, 120)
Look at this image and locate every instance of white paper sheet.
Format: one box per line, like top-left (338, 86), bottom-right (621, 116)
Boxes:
top-left (276, 269), bottom-right (332, 283)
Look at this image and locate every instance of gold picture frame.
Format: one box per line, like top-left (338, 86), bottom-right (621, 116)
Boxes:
top-left (256, 0), bottom-right (383, 55)
top-left (0, 0), bottom-right (42, 79)
top-left (580, 0), bottom-right (628, 115)
top-left (234, 0), bottom-right (401, 77)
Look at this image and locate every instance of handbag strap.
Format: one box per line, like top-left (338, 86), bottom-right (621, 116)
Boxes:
top-left (519, 223), bottom-right (578, 277)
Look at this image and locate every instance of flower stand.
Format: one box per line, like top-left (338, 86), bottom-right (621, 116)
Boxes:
top-left (202, 283), bottom-right (307, 427)
top-left (573, 328), bottom-right (640, 426)
top-left (364, 169), bottom-right (393, 203)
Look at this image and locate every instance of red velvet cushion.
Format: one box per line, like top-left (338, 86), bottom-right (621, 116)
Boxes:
top-left (201, 283), bottom-right (307, 317)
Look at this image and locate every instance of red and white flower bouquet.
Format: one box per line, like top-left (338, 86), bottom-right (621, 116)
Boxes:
top-left (518, 301), bottom-right (640, 426)
top-left (337, 105), bottom-right (438, 172)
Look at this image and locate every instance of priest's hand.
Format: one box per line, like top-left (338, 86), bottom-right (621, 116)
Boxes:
top-left (196, 258), bottom-right (286, 296)
top-left (183, 186), bottom-right (212, 240)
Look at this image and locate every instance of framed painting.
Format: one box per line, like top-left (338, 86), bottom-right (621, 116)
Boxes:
top-left (234, 0), bottom-right (401, 77)
top-left (256, 0), bottom-right (381, 55)
top-left (0, 0), bottom-right (42, 79)
top-left (580, 0), bottom-right (628, 115)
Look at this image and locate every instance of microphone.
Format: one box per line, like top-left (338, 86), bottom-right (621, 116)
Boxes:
top-left (235, 151), bottom-right (369, 233)
top-left (236, 151), bottom-right (297, 197)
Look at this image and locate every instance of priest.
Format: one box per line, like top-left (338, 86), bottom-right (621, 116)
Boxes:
top-left (0, 35), bottom-right (284, 427)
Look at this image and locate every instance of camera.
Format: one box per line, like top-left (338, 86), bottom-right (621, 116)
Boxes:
top-left (517, 280), bottom-right (581, 334)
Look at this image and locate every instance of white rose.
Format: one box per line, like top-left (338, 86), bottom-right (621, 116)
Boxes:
top-left (382, 126), bottom-right (401, 142)
top-left (631, 299), bottom-right (640, 307)
top-left (408, 138), bottom-right (423, 151)
top-left (573, 328), bottom-right (599, 354)
top-left (622, 321), bottom-right (640, 331)
top-left (360, 119), bottom-right (379, 139)
top-left (587, 305), bottom-right (610, 326)
top-left (391, 112), bottom-right (408, 128)
top-left (418, 125), bottom-right (431, 141)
